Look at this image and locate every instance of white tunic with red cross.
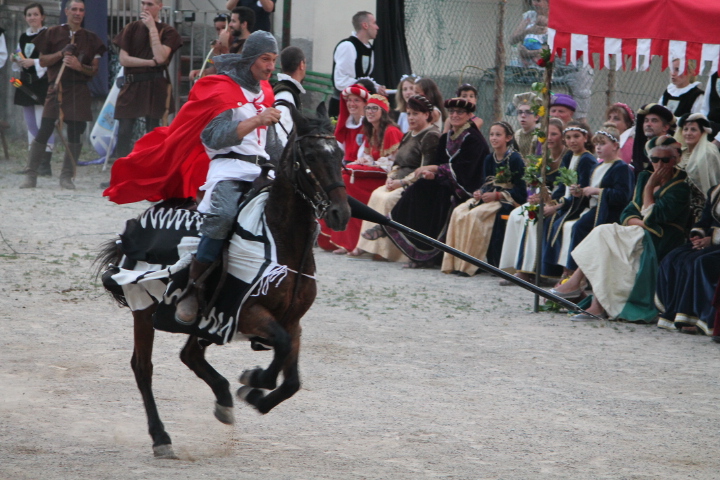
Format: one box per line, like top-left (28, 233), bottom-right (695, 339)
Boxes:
top-left (198, 85), bottom-right (270, 213)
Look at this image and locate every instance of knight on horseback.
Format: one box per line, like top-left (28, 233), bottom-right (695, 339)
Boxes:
top-left (175, 32), bottom-right (281, 323)
top-left (104, 30), bottom-right (283, 324)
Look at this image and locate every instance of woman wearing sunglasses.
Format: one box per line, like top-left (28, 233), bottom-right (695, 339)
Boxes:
top-left (551, 135), bottom-right (691, 322)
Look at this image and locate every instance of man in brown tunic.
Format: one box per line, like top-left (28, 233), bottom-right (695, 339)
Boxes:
top-left (20, 0), bottom-right (106, 190)
top-left (113, 0), bottom-right (182, 159)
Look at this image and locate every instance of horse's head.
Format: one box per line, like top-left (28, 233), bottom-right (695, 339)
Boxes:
top-left (275, 101), bottom-right (350, 231)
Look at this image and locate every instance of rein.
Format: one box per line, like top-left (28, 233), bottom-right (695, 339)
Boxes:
top-left (275, 116), bottom-right (345, 219)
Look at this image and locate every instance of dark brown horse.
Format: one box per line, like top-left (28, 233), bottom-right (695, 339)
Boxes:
top-left (96, 105), bottom-right (349, 458)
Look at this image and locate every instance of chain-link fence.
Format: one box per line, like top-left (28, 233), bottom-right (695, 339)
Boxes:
top-left (403, 0), bottom-right (707, 134)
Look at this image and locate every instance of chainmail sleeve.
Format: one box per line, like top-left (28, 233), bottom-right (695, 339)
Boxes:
top-left (200, 109), bottom-right (242, 150)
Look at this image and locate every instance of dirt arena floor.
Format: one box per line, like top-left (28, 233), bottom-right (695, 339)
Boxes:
top-left (1, 147), bottom-right (720, 479)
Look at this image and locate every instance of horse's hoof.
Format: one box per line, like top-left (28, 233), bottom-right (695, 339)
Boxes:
top-left (153, 444), bottom-right (177, 459)
top-left (239, 367), bottom-right (276, 390)
top-left (214, 402), bottom-right (235, 425)
top-left (239, 367), bottom-right (261, 387)
top-left (236, 386), bottom-right (266, 412)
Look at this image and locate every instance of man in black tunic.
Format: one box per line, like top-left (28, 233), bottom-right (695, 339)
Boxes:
top-left (329, 11), bottom-right (381, 118)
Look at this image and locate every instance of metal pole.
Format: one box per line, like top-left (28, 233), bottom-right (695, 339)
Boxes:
top-left (533, 61), bottom-right (553, 312)
top-left (282, 0), bottom-right (292, 49)
top-left (492, 0), bottom-right (506, 122)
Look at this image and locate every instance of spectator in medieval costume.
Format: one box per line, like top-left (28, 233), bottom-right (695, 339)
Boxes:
top-left (632, 103), bottom-right (675, 174)
top-left (112, 0), bottom-right (183, 160)
top-left (701, 71), bottom-right (720, 143)
top-left (548, 93), bottom-right (576, 125)
top-left (332, 94), bottom-right (403, 255)
top-left (441, 121), bottom-right (527, 276)
top-left (334, 83), bottom-right (369, 163)
top-left (356, 95), bottom-right (440, 261)
top-left (675, 113), bottom-right (720, 224)
top-left (511, 91), bottom-right (541, 161)
top-left (541, 121), bottom-right (597, 280)
top-left (443, 84), bottom-right (483, 133)
top-left (604, 102), bottom-right (635, 165)
top-left (390, 74), bottom-right (420, 133)
top-left (225, 0), bottom-right (275, 33)
top-left (414, 77), bottom-right (446, 131)
top-left (11, 3), bottom-right (53, 177)
top-left (658, 59), bottom-right (704, 118)
top-left (551, 136), bottom-right (690, 322)
top-left (558, 126), bottom-right (634, 278)
top-left (499, 117), bottom-right (566, 284)
top-left (105, 31), bottom-right (281, 324)
top-left (317, 83), bottom-right (370, 252)
top-left (20, 0), bottom-right (106, 190)
top-left (329, 11), bottom-right (380, 118)
top-left (656, 182), bottom-right (720, 335)
top-left (383, 97), bottom-right (489, 269)
top-left (274, 46), bottom-right (306, 146)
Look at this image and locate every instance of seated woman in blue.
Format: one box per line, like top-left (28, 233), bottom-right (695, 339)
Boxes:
top-left (552, 136), bottom-right (690, 322)
top-left (541, 121), bottom-right (597, 280)
top-left (656, 183), bottom-right (720, 334)
top-left (441, 121), bottom-right (527, 276)
top-left (563, 125), bottom-right (635, 273)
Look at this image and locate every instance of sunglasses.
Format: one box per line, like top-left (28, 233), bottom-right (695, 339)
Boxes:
top-left (649, 155), bottom-right (673, 164)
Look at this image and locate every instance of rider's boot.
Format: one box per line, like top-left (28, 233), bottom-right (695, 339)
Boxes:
top-left (60, 142), bottom-right (82, 190)
top-left (19, 141), bottom-right (46, 189)
top-left (175, 255), bottom-right (212, 325)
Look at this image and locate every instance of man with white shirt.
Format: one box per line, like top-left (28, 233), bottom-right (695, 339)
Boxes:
top-left (273, 46), bottom-right (306, 145)
top-left (174, 31), bottom-right (281, 323)
top-left (328, 11), bottom-right (379, 118)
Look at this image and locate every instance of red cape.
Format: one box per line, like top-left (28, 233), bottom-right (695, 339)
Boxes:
top-left (104, 76), bottom-right (275, 204)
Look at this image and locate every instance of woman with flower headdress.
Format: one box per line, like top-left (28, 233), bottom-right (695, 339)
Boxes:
top-left (383, 97), bottom-right (489, 268)
top-left (440, 121), bottom-right (527, 276)
top-left (498, 117), bottom-right (566, 284)
top-left (552, 135), bottom-right (690, 322)
top-left (331, 94), bottom-right (403, 255)
top-left (356, 95), bottom-right (440, 261)
top-left (558, 125), bottom-right (634, 277)
top-left (541, 120), bottom-right (597, 280)
top-left (604, 103), bottom-right (635, 165)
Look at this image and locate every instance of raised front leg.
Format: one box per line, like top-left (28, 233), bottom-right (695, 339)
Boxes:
top-left (131, 308), bottom-right (175, 458)
top-left (237, 323), bottom-right (301, 414)
top-left (179, 335), bottom-right (234, 425)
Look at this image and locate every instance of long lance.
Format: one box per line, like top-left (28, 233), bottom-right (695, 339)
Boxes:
top-left (347, 196), bottom-right (599, 318)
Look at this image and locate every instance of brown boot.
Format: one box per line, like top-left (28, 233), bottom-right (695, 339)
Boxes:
top-left (19, 141), bottom-right (46, 189)
top-left (175, 255), bottom-right (212, 325)
top-left (59, 142), bottom-right (82, 190)
top-left (38, 150), bottom-right (53, 177)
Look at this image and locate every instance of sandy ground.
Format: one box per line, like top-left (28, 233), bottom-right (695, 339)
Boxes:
top-left (1, 146), bottom-right (720, 480)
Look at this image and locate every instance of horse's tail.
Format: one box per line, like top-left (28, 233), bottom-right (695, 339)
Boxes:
top-left (94, 238), bottom-right (129, 307)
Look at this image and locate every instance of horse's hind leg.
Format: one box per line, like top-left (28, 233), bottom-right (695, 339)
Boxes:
top-left (179, 335), bottom-right (234, 425)
top-left (131, 308), bottom-right (175, 458)
top-left (238, 323), bottom-right (301, 414)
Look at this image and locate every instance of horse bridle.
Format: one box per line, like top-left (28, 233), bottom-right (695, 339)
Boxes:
top-left (289, 133), bottom-right (346, 219)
